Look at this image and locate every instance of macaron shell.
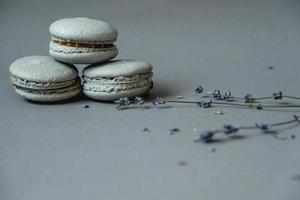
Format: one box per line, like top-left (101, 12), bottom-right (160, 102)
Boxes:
top-left (13, 83), bottom-right (81, 102)
top-left (49, 18), bottom-right (118, 42)
top-left (83, 60), bottom-right (153, 78)
top-left (9, 56), bottom-right (78, 83)
top-left (49, 46), bottom-right (118, 64)
top-left (83, 84), bottom-right (152, 101)
top-left (10, 76), bottom-right (78, 90)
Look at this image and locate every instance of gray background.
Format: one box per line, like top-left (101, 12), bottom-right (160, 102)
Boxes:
top-left (1, 0), bottom-right (300, 199)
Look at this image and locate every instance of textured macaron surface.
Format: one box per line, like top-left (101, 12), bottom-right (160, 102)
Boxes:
top-left (82, 60), bottom-right (153, 100)
top-left (49, 18), bottom-right (118, 43)
top-left (83, 60), bottom-right (153, 78)
top-left (9, 56), bottom-right (78, 83)
top-left (13, 81), bottom-right (81, 102)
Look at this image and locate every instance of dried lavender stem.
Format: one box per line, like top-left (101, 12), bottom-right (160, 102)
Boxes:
top-left (241, 118), bottom-right (297, 130)
top-left (254, 97), bottom-right (273, 100)
top-left (212, 118), bottom-right (298, 136)
top-left (270, 118), bottom-right (299, 127)
top-left (199, 115), bottom-right (299, 142)
top-left (165, 100), bottom-right (198, 104)
top-left (165, 100), bottom-right (300, 109)
top-left (232, 95), bottom-right (300, 101)
top-left (284, 95), bottom-right (300, 100)
top-left (213, 101), bottom-right (300, 108)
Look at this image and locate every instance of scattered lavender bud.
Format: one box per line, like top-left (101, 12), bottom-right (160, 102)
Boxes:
top-left (114, 97), bottom-right (130, 106)
top-left (169, 128), bottom-right (180, 135)
top-left (114, 97), bottom-right (131, 110)
top-left (134, 96), bottom-right (144, 105)
top-left (272, 91), bottom-right (283, 100)
top-left (197, 100), bottom-right (212, 108)
top-left (223, 124), bottom-right (239, 135)
top-left (211, 148), bottom-right (216, 153)
top-left (203, 101), bottom-right (212, 108)
top-left (170, 128), bottom-right (180, 132)
top-left (200, 131), bottom-right (214, 142)
top-left (223, 91), bottom-right (232, 101)
top-left (291, 134), bottom-right (296, 139)
top-left (177, 160), bottom-right (188, 166)
top-left (244, 93), bottom-right (255, 103)
top-left (143, 127), bottom-right (150, 132)
top-left (273, 133), bottom-right (287, 140)
top-left (256, 105), bottom-right (263, 110)
top-left (212, 90), bottom-right (222, 100)
top-left (176, 96), bottom-right (184, 99)
top-left (256, 122), bottom-right (271, 132)
top-left (194, 86), bottom-right (204, 93)
top-left (214, 110), bottom-right (224, 115)
top-left (152, 97), bottom-right (165, 105)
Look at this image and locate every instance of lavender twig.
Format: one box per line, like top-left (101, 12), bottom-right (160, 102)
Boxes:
top-left (197, 115), bottom-right (300, 143)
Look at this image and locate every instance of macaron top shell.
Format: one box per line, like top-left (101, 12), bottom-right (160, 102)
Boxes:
top-left (49, 18), bottom-right (118, 43)
top-left (83, 60), bottom-right (153, 78)
top-left (9, 56), bottom-right (78, 82)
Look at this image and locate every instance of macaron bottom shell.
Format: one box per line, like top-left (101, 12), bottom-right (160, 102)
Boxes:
top-left (49, 43), bottom-right (118, 64)
top-left (13, 83), bottom-right (81, 102)
top-left (83, 84), bottom-right (153, 101)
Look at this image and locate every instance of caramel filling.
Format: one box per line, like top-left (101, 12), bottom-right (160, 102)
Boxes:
top-left (51, 37), bottom-right (115, 48)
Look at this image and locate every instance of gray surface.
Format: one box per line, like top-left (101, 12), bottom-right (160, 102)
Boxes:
top-left (1, 0), bottom-right (300, 199)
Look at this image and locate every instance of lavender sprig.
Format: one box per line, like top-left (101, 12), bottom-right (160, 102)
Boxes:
top-left (115, 86), bottom-right (300, 111)
top-left (272, 91), bottom-right (283, 100)
top-left (202, 89), bottom-right (300, 103)
top-left (194, 86), bottom-right (204, 93)
top-left (197, 100), bottom-right (212, 108)
top-left (134, 96), bottom-right (144, 105)
top-left (152, 97), bottom-right (166, 105)
top-left (223, 91), bottom-right (232, 101)
top-left (197, 115), bottom-right (300, 143)
top-left (164, 98), bottom-right (300, 109)
top-left (212, 90), bottom-right (222, 100)
top-left (244, 93), bottom-right (255, 103)
top-left (115, 96), bottom-right (300, 110)
top-left (114, 96), bottom-right (144, 110)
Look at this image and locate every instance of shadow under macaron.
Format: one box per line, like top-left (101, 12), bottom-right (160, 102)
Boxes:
top-left (24, 79), bottom-right (181, 105)
top-left (24, 92), bottom-right (87, 105)
top-left (143, 80), bottom-right (181, 101)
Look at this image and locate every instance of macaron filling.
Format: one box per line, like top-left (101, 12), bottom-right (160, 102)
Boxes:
top-left (10, 75), bottom-right (78, 90)
top-left (14, 82), bottom-right (80, 95)
top-left (83, 73), bottom-right (153, 93)
top-left (51, 36), bottom-right (116, 49)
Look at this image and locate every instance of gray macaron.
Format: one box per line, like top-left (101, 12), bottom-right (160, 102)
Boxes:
top-left (9, 56), bottom-right (81, 102)
top-left (82, 60), bottom-right (153, 101)
top-left (49, 17), bottom-right (118, 64)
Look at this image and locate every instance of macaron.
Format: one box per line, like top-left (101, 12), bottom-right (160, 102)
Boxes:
top-left (82, 60), bottom-right (153, 101)
top-left (9, 56), bottom-right (81, 102)
top-left (49, 17), bottom-right (118, 64)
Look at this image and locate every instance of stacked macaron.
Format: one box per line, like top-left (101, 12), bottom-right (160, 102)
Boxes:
top-left (9, 17), bottom-right (153, 102)
top-left (49, 17), bottom-right (118, 64)
top-left (9, 56), bottom-right (81, 102)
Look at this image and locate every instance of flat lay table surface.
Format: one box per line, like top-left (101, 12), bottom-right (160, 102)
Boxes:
top-left (1, 0), bottom-right (300, 199)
